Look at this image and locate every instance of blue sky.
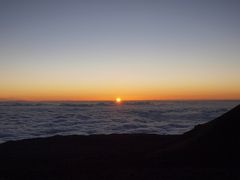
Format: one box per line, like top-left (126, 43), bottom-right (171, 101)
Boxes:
top-left (0, 0), bottom-right (240, 100)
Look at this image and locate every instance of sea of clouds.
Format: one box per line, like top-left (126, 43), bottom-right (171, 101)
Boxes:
top-left (0, 100), bottom-right (239, 143)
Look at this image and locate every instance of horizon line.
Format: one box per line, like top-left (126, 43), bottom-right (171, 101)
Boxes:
top-left (0, 99), bottom-right (240, 102)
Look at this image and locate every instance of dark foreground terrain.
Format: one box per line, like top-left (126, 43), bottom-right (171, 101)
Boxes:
top-left (0, 105), bottom-right (240, 180)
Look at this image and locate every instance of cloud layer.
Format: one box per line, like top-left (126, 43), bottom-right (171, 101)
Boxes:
top-left (0, 101), bottom-right (239, 143)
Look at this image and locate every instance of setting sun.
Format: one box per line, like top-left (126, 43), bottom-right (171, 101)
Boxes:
top-left (116, 98), bottom-right (122, 103)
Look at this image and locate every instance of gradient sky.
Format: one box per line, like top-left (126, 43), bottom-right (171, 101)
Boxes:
top-left (1, 0), bottom-right (240, 101)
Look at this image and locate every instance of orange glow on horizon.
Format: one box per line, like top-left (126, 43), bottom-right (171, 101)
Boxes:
top-left (0, 93), bottom-right (240, 102)
top-left (0, 83), bottom-right (240, 101)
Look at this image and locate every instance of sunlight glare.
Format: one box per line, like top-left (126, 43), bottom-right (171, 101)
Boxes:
top-left (116, 97), bottom-right (122, 103)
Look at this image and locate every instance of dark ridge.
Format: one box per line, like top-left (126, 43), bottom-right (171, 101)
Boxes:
top-left (185, 104), bottom-right (240, 137)
top-left (0, 105), bottom-right (239, 180)
top-left (148, 104), bottom-right (240, 168)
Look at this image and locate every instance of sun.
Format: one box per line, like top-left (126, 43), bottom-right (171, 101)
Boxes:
top-left (116, 97), bottom-right (122, 103)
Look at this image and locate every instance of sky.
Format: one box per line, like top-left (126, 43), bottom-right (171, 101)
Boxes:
top-left (0, 0), bottom-right (240, 101)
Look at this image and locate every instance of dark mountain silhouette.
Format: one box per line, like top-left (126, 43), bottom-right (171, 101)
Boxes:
top-left (0, 105), bottom-right (239, 180)
top-left (149, 104), bottom-right (240, 168)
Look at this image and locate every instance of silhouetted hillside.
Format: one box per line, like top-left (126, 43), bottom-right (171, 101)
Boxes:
top-left (149, 104), bottom-right (240, 168)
